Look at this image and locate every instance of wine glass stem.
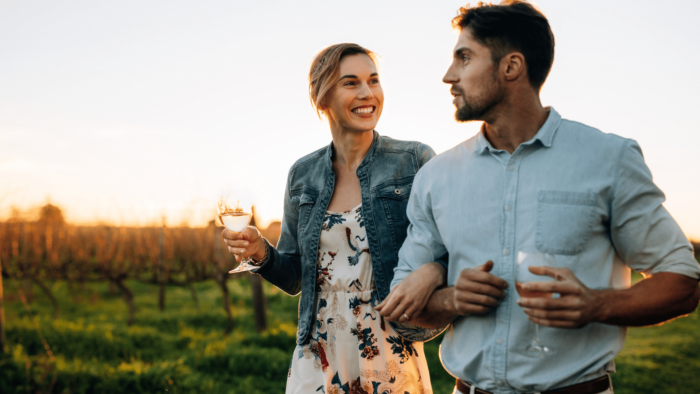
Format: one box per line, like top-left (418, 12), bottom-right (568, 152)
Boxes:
top-left (534, 322), bottom-right (540, 342)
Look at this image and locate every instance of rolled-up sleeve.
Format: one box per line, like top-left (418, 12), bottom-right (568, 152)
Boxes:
top-left (610, 140), bottom-right (700, 279)
top-left (391, 168), bottom-right (449, 290)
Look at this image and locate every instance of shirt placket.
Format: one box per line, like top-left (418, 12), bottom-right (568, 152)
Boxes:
top-left (491, 152), bottom-right (520, 392)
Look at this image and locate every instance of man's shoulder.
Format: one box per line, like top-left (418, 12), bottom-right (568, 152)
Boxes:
top-left (558, 118), bottom-right (632, 150)
top-left (419, 135), bottom-right (478, 174)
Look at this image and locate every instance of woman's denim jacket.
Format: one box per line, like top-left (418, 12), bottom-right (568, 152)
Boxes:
top-left (253, 131), bottom-right (445, 345)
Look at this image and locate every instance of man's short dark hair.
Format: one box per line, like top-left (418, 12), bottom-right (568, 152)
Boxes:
top-left (453, 1), bottom-right (555, 91)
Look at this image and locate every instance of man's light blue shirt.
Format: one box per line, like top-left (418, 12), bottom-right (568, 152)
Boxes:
top-left (391, 108), bottom-right (700, 393)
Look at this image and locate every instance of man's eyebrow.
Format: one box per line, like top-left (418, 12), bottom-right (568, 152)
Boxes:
top-left (454, 47), bottom-right (475, 57)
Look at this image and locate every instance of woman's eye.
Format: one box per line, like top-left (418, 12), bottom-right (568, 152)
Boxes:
top-left (344, 81), bottom-right (356, 86)
top-left (370, 79), bottom-right (380, 85)
top-left (462, 56), bottom-right (469, 64)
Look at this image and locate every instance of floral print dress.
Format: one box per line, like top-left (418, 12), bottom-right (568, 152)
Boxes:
top-left (286, 205), bottom-right (433, 394)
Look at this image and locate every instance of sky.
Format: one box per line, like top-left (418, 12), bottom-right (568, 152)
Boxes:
top-left (1, 0), bottom-right (699, 239)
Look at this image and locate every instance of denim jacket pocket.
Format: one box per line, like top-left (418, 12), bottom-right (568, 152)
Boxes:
top-left (536, 190), bottom-right (597, 255)
top-left (376, 177), bottom-right (413, 224)
top-left (292, 189), bottom-right (319, 236)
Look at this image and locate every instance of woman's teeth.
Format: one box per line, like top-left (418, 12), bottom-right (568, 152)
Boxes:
top-left (352, 107), bottom-right (374, 115)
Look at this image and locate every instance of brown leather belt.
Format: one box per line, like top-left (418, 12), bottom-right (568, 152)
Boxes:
top-left (456, 375), bottom-right (610, 394)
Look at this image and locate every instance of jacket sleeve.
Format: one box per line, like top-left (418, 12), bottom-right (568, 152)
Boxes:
top-left (388, 144), bottom-right (449, 342)
top-left (251, 166), bottom-right (304, 295)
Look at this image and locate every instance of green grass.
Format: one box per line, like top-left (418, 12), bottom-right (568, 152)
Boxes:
top-left (1, 274), bottom-right (698, 394)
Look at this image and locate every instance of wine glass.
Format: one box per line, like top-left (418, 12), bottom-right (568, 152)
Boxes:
top-left (216, 185), bottom-right (256, 274)
top-left (515, 245), bottom-right (557, 358)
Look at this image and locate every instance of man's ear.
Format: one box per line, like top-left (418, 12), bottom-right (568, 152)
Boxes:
top-left (502, 52), bottom-right (526, 82)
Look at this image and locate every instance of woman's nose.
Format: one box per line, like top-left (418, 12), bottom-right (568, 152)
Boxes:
top-left (357, 82), bottom-right (374, 99)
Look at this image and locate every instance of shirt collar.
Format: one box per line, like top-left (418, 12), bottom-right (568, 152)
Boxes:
top-left (475, 107), bottom-right (562, 155)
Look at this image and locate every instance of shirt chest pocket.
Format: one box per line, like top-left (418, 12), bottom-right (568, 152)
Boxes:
top-left (376, 178), bottom-right (413, 224)
top-left (536, 190), bottom-right (597, 256)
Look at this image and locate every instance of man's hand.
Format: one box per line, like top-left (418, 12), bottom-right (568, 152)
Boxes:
top-left (221, 227), bottom-right (266, 263)
top-left (376, 262), bottom-right (446, 323)
top-left (519, 268), bottom-right (699, 328)
top-left (517, 267), bottom-right (602, 328)
top-left (453, 261), bottom-right (508, 315)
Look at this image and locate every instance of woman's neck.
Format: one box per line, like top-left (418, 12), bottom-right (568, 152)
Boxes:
top-left (329, 125), bottom-right (374, 172)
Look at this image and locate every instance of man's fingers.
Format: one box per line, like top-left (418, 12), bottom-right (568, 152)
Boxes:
top-left (518, 295), bottom-right (579, 310)
top-left (521, 281), bottom-right (578, 295)
top-left (478, 260), bottom-right (495, 272)
top-left (522, 307), bottom-right (582, 322)
top-left (458, 269), bottom-right (509, 290)
top-left (462, 282), bottom-right (506, 299)
top-left (527, 316), bottom-right (580, 329)
top-left (454, 292), bottom-right (501, 308)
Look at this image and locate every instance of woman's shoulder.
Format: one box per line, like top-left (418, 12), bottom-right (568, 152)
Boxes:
top-left (377, 134), bottom-right (434, 155)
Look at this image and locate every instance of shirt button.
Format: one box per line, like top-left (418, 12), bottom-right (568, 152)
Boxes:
top-left (497, 381), bottom-right (504, 386)
top-left (503, 248), bottom-right (510, 256)
top-left (496, 338), bottom-right (503, 345)
top-left (504, 205), bottom-right (511, 212)
top-left (508, 165), bottom-right (515, 171)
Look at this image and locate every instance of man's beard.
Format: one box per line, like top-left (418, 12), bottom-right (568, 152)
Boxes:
top-left (454, 70), bottom-right (504, 122)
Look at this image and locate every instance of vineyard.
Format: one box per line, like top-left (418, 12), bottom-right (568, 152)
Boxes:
top-left (0, 204), bottom-right (699, 393)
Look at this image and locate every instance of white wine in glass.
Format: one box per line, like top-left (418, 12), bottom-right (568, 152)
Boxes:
top-left (516, 246), bottom-right (557, 358)
top-left (217, 186), bottom-right (257, 274)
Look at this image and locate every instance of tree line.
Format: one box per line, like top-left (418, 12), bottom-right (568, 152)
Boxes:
top-left (0, 204), bottom-right (282, 353)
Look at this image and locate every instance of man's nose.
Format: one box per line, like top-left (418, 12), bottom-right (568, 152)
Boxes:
top-left (443, 64), bottom-right (458, 85)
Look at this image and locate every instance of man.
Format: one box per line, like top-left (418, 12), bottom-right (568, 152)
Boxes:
top-left (377, 1), bottom-right (700, 393)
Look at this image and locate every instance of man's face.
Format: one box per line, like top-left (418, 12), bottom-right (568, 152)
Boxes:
top-left (443, 28), bottom-right (504, 122)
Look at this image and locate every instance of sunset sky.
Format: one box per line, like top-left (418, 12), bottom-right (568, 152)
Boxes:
top-left (1, 0), bottom-right (699, 239)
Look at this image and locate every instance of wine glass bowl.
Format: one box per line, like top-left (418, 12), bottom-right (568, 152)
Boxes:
top-left (515, 245), bottom-right (557, 358)
top-left (216, 186), bottom-right (257, 274)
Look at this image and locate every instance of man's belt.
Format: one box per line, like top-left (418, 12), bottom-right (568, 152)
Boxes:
top-left (455, 375), bottom-right (610, 394)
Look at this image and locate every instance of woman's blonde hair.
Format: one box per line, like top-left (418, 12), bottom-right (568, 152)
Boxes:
top-left (308, 43), bottom-right (379, 119)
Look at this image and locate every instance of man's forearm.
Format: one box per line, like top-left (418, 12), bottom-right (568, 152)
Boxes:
top-left (409, 286), bottom-right (459, 329)
top-left (597, 272), bottom-right (699, 326)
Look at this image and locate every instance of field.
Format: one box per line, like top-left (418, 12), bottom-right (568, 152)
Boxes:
top-left (1, 272), bottom-right (699, 394)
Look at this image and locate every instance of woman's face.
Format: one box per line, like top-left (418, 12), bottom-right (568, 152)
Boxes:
top-left (323, 54), bottom-right (383, 133)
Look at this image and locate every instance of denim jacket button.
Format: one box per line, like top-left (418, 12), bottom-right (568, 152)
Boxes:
top-left (394, 189), bottom-right (401, 195)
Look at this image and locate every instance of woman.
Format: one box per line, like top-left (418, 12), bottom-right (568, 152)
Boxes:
top-left (223, 43), bottom-right (445, 394)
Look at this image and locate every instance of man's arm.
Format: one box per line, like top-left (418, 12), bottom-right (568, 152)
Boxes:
top-left (406, 287), bottom-right (459, 329)
top-left (519, 268), bottom-right (699, 328)
top-left (521, 140), bottom-right (700, 328)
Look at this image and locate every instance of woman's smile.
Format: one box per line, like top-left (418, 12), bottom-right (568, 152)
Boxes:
top-left (351, 105), bottom-right (376, 117)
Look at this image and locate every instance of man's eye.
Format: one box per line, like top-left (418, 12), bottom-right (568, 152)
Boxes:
top-left (462, 56), bottom-right (469, 63)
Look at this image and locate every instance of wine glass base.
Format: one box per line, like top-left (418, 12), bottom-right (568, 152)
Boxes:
top-left (517, 339), bottom-right (556, 358)
top-left (228, 260), bottom-right (258, 274)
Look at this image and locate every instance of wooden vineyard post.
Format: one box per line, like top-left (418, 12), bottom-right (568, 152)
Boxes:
top-left (0, 256), bottom-right (6, 354)
top-left (158, 219), bottom-right (166, 311)
top-left (213, 222), bottom-right (234, 335)
top-left (248, 209), bottom-right (267, 332)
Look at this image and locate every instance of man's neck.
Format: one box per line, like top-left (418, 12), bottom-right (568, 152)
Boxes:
top-left (482, 93), bottom-right (549, 154)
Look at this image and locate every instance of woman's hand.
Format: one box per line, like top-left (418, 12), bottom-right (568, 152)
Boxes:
top-left (222, 227), bottom-right (266, 263)
top-left (375, 262), bottom-right (446, 323)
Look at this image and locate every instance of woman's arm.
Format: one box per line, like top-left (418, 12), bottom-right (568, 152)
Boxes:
top-left (222, 168), bottom-right (304, 295)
